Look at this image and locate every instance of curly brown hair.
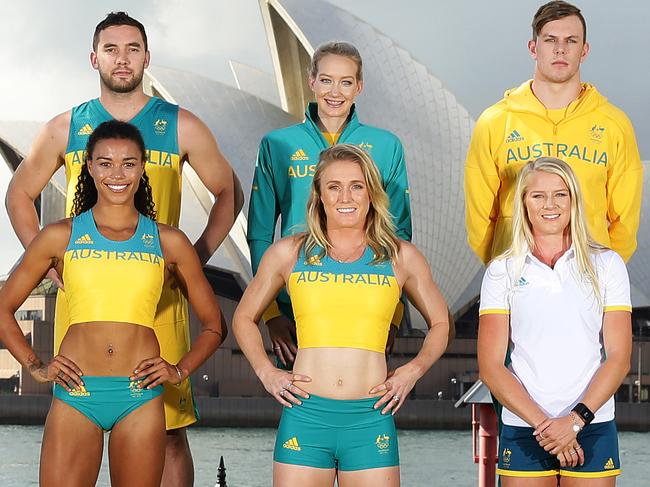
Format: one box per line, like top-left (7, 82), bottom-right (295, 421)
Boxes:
top-left (70, 120), bottom-right (156, 219)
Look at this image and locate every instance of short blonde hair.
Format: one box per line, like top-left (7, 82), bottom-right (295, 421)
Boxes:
top-left (304, 144), bottom-right (399, 264)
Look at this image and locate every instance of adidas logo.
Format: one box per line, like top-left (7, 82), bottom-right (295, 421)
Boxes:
top-left (290, 149), bottom-right (309, 161)
top-left (505, 129), bottom-right (524, 143)
top-left (77, 124), bottom-right (93, 136)
top-left (516, 277), bottom-right (529, 287)
top-left (282, 437), bottom-right (301, 451)
top-left (603, 458), bottom-right (615, 470)
top-left (68, 385), bottom-right (90, 397)
top-left (74, 234), bottom-right (94, 245)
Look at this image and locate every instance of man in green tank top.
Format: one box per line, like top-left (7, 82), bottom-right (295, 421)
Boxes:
top-left (6, 12), bottom-right (242, 486)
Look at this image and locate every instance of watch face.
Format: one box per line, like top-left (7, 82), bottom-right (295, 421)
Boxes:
top-left (572, 403), bottom-right (595, 424)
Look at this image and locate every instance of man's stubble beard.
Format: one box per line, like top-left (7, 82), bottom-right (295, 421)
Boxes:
top-left (99, 69), bottom-right (145, 94)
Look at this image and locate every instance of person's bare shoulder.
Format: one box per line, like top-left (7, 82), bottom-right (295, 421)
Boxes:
top-left (37, 110), bottom-right (72, 156)
top-left (270, 235), bottom-right (304, 256)
top-left (156, 223), bottom-right (195, 266)
top-left (17, 109), bottom-right (72, 171)
top-left (177, 106), bottom-right (200, 124)
top-left (176, 107), bottom-right (221, 160)
top-left (157, 222), bottom-right (184, 238)
top-left (262, 235), bottom-right (304, 270)
top-left (32, 218), bottom-right (72, 258)
top-left (177, 107), bottom-right (211, 137)
top-left (157, 223), bottom-right (191, 247)
top-left (396, 239), bottom-right (420, 264)
top-left (48, 110), bottom-right (72, 132)
top-left (394, 239), bottom-right (430, 277)
top-left (44, 217), bottom-right (72, 233)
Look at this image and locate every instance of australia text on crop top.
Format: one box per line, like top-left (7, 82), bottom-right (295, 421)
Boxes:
top-left (287, 246), bottom-right (400, 353)
top-left (62, 209), bottom-right (165, 327)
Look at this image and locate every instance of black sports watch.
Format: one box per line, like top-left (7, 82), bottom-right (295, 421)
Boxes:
top-left (571, 402), bottom-right (595, 425)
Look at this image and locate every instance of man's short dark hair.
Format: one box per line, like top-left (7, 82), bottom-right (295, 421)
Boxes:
top-left (93, 12), bottom-right (148, 51)
top-left (532, 1), bottom-right (586, 42)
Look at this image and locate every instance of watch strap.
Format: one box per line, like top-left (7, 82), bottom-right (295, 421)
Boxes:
top-left (571, 402), bottom-right (595, 425)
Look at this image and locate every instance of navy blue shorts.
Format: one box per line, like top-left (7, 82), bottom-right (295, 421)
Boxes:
top-left (498, 420), bottom-right (620, 479)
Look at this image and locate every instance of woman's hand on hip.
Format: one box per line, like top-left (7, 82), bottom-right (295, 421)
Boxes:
top-left (370, 362), bottom-right (422, 415)
top-left (131, 357), bottom-right (182, 388)
top-left (259, 368), bottom-right (311, 408)
top-left (32, 355), bottom-right (84, 391)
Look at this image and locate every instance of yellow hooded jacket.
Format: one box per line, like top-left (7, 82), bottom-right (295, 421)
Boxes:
top-left (465, 80), bottom-right (642, 263)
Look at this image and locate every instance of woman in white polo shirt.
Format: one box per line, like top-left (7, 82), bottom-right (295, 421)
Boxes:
top-left (478, 157), bottom-right (632, 485)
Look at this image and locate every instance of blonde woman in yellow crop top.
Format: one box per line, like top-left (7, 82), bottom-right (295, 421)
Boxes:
top-left (234, 144), bottom-right (449, 487)
top-left (0, 121), bottom-right (224, 487)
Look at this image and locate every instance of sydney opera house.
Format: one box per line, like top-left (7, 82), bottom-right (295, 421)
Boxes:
top-left (1, 0), bottom-right (648, 425)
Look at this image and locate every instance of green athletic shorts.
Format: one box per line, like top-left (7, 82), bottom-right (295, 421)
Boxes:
top-left (274, 393), bottom-right (399, 471)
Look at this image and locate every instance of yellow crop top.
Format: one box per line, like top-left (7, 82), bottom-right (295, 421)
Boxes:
top-left (287, 246), bottom-right (400, 353)
top-left (62, 210), bottom-right (165, 327)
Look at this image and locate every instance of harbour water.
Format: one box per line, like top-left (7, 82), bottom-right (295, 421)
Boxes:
top-left (0, 426), bottom-right (647, 486)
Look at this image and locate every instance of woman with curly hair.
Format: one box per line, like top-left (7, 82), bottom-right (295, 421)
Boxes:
top-left (0, 120), bottom-right (224, 487)
top-left (235, 144), bottom-right (448, 487)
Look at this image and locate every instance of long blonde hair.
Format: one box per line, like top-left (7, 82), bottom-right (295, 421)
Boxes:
top-left (303, 144), bottom-right (399, 264)
top-left (500, 157), bottom-right (605, 301)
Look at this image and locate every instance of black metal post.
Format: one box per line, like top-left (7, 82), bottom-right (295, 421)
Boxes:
top-left (215, 455), bottom-right (227, 486)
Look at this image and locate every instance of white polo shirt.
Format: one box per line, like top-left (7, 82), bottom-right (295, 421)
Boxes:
top-left (479, 248), bottom-right (631, 427)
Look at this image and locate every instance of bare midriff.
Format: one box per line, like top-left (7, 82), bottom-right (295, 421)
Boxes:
top-left (293, 347), bottom-right (387, 399)
top-left (59, 322), bottom-right (160, 376)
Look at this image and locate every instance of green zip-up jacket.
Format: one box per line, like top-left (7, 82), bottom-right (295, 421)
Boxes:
top-left (247, 103), bottom-right (412, 318)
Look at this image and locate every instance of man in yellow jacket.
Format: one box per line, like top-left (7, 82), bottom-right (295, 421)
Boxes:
top-left (465, 0), bottom-right (642, 264)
